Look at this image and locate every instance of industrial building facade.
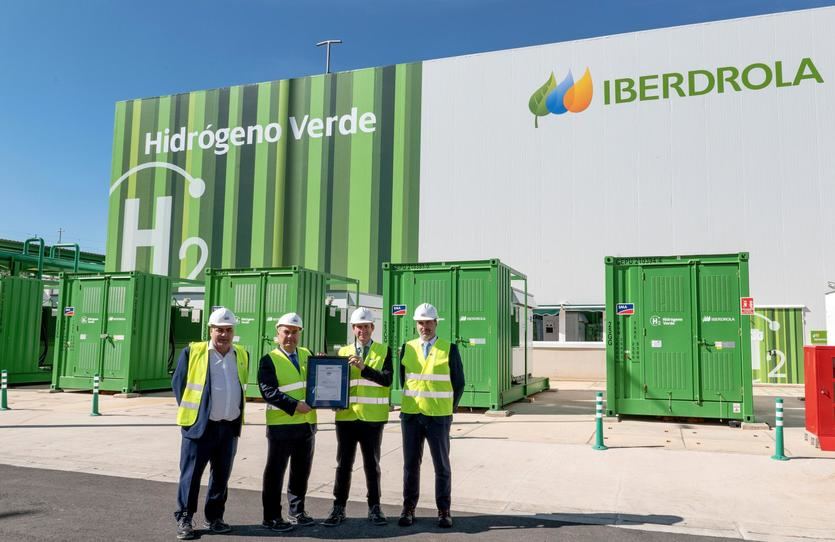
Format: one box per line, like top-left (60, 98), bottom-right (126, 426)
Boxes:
top-left (107, 6), bottom-right (835, 334)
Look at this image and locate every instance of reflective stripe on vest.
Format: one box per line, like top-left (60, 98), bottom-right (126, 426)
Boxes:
top-left (401, 338), bottom-right (453, 416)
top-left (335, 342), bottom-right (391, 423)
top-left (265, 348), bottom-right (317, 426)
top-left (176, 342), bottom-right (249, 427)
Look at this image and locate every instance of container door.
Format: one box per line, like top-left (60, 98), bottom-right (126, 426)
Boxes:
top-left (264, 273), bottom-right (296, 356)
top-left (222, 274), bottom-right (267, 383)
top-left (412, 270), bottom-right (454, 343)
top-left (642, 266), bottom-right (694, 401)
top-left (69, 278), bottom-right (107, 378)
top-left (457, 269), bottom-right (491, 395)
top-left (696, 264), bottom-right (743, 403)
top-left (101, 277), bottom-right (130, 379)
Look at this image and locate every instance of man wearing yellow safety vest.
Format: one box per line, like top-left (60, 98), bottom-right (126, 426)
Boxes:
top-left (258, 312), bottom-right (317, 532)
top-left (172, 307), bottom-right (249, 540)
top-left (398, 303), bottom-right (465, 529)
top-left (322, 307), bottom-right (392, 527)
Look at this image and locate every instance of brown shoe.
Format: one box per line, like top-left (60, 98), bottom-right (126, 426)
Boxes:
top-left (438, 509), bottom-right (453, 528)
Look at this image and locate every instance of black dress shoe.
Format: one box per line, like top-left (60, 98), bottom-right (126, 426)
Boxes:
top-left (398, 507), bottom-right (415, 527)
top-left (438, 509), bottom-right (453, 528)
top-left (176, 517), bottom-right (195, 540)
top-left (321, 505), bottom-right (346, 527)
top-left (261, 518), bottom-right (294, 532)
top-left (290, 511), bottom-right (315, 527)
top-left (204, 518), bottom-right (232, 533)
top-left (368, 504), bottom-right (388, 526)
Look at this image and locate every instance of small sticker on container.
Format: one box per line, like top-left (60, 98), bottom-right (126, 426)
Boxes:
top-left (391, 304), bottom-right (407, 316)
top-left (714, 341), bottom-right (736, 350)
top-left (340, 310), bottom-right (347, 323)
top-left (64, 306), bottom-right (75, 316)
top-left (79, 333), bottom-right (87, 340)
top-left (733, 403), bottom-right (741, 413)
top-left (740, 297), bottom-right (754, 315)
top-left (616, 303), bottom-right (635, 316)
top-left (651, 340), bottom-right (662, 348)
top-left (233, 336), bottom-right (240, 343)
top-left (191, 309), bottom-right (201, 323)
top-left (240, 317), bottom-right (255, 324)
top-left (469, 338), bottom-right (487, 345)
top-left (113, 335), bottom-right (125, 341)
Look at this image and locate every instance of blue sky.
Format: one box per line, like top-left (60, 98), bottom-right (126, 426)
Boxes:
top-left (1, 0), bottom-right (832, 254)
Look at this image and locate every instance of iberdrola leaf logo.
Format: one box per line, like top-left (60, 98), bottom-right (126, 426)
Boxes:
top-left (529, 68), bottom-right (593, 127)
top-left (528, 72), bottom-right (556, 128)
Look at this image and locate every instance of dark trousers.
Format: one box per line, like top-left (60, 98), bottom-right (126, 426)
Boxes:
top-left (262, 430), bottom-right (315, 522)
top-left (175, 420), bottom-right (238, 521)
top-left (333, 420), bottom-right (384, 507)
top-left (401, 416), bottom-right (452, 510)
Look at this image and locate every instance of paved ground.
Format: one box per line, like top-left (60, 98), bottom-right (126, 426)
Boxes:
top-left (0, 464), bottom-right (734, 542)
top-left (0, 382), bottom-right (832, 542)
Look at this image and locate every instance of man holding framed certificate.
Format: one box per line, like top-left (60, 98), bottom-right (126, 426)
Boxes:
top-left (321, 307), bottom-right (392, 528)
top-left (257, 312), bottom-right (317, 533)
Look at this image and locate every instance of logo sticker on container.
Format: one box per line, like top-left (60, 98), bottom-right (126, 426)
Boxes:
top-left (733, 403), bottom-right (741, 413)
top-left (391, 304), bottom-right (407, 316)
top-left (740, 297), bottom-right (754, 315)
top-left (616, 303), bottom-right (634, 316)
top-left (64, 306), bottom-right (75, 317)
top-left (651, 340), bottom-right (662, 348)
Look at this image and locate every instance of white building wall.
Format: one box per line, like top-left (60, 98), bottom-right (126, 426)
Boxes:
top-left (418, 6), bottom-right (835, 330)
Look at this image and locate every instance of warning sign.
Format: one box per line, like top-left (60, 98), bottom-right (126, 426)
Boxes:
top-left (740, 297), bottom-right (754, 315)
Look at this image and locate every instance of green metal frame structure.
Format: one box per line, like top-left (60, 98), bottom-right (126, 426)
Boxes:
top-left (203, 266), bottom-right (360, 398)
top-left (383, 259), bottom-right (549, 411)
top-left (604, 253), bottom-right (754, 422)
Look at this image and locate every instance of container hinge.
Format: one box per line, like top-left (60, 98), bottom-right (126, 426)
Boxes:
top-left (668, 392), bottom-right (673, 413)
top-left (643, 328), bottom-right (647, 336)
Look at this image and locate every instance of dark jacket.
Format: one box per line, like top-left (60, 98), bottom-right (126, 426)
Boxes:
top-left (172, 344), bottom-right (245, 439)
top-left (258, 351), bottom-right (317, 439)
top-left (398, 340), bottom-right (466, 424)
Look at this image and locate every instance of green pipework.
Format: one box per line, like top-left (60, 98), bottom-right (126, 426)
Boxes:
top-left (49, 243), bottom-right (81, 272)
top-left (23, 237), bottom-right (45, 278)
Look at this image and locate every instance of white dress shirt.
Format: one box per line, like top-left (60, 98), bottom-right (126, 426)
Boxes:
top-left (207, 342), bottom-right (242, 422)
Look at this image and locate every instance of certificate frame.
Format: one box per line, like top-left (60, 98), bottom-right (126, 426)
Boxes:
top-left (306, 356), bottom-right (350, 409)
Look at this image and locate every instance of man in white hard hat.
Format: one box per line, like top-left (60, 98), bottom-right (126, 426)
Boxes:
top-left (398, 302), bottom-right (465, 529)
top-left (322, 307), bottom-right (392, 527)
top-left (258, 312), bottom-right (317, 532)
top-left (172, 307), bottom-right (249, 540)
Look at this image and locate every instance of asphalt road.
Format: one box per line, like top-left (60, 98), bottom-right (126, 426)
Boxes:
top-left (0, 464), bottom-right (735, 542)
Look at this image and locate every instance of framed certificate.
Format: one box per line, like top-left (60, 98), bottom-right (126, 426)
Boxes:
top-left (306, 356), bottom-right (350, 409)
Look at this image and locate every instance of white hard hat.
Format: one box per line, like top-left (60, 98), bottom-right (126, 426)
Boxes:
top-left (413, 302), bottom-right (439, 321)
top-left (350, 307), bottom-right (375, 325)
top-left (276, 312), bottom-right (304, 330)
top-left (208, 307), bottom-right (237, 327)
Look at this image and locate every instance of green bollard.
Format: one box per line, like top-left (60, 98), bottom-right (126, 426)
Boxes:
top-left (593, 391), bottom-right (608, 450)
top-left (1, 369), bottom-right (8, 411)
top-left (91, 374), bottom-right (101, 417)
top-left (771, 397), bottom-right (788, 461)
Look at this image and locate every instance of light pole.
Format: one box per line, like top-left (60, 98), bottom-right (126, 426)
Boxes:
top-left (316, 39), bottom-right (342, 74)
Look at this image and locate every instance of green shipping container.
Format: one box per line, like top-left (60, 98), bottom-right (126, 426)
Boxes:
top-left (0, 276), bottom-right (50, 384)
top-left (51, 272), bottom-right (173, 393)
top-left (382, 259), bottom-right (549, 411)
top-left (604, 253), bottom-right (754, 422)
top-left (750, 306), bottom-right (805, 384)
top-left (203, 266), bottom-right (357, 398)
